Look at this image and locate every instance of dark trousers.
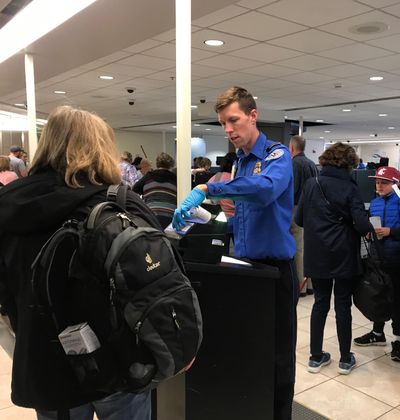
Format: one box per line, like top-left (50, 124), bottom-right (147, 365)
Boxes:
top-left (257, 258), bottom-right (299, 420)
top-left (373, 267), bottom-right (400, 336)
top-left (311, 277), bottom-right (355, 361)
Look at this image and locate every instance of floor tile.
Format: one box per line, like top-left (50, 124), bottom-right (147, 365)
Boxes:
top-left (294, 362), bottom-right (330, 394)
top-left (377, 408), bottom-right (400, 419)
top-left (296, 328), bottom-right (310, 350)
top-left (0, 373), bottom-right (12, 410)
top-left (336, 359), bottom-right (400, 407)
top-left (0, 346), bottom-right (12, 376)
top-left (295, 380), bottom-right (392, 420)
top-left (0, 405), bottom-right (36, 419)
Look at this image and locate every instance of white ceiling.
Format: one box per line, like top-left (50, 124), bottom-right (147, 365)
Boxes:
top-left (1, 0), bottom-right (400, 143)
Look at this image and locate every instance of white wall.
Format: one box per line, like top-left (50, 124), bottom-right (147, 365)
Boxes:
top-left (202, 134), bottom-right (230, 166)
top-left (114, 130), bottom-right (176, 164)
top-left (305, 139), bottom-right (325, 164)
top-left (359, 144), bottom-right (400, 169)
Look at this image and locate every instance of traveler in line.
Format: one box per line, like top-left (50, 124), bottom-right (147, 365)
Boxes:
top-left (289, 135), bottom-right (318, 297)
top-left (173, 86), bottom-right (298, 420)
top-left (9, 145), bottom-right (27, 178)
top-left (296, 143), bottom-right (370, 375)
top-left (354, 166), bottom-right (400, 362)
top-left (0, 106), bottom-right (159, 420)
top-left (133, 152), bottom-right (177, 229)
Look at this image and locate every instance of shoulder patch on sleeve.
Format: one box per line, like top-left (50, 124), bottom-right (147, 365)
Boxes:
top-left (265, 148), bottom-right (284, 161)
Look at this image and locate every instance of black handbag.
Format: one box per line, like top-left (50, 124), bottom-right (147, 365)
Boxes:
top-left (353, 231), bottom-right (393, 322)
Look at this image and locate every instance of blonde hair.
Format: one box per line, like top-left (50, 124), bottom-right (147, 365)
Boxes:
top-left (30, 106), bottom-right (121, 188)
top-left (0, 155), bottom-right (11, 172)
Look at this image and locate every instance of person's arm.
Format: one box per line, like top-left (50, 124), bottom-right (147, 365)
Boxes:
top-left (295, 190), bottom-right (305, 227)
top-left (349, 188), bottom-right (371, 236)
top-left (132, 173), bottom-right (146, 195)
top-left (292, 159), bottom-right (301, 203)
top-left (18, 160), bottom-right (27, 177)
top-left (206, 148), bottom-right (292, 206)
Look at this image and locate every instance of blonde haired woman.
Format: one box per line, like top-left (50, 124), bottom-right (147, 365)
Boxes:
top-left (0, 155), bottom-right (18, 185)
top-left (0, 106), bottom-right (158, 420)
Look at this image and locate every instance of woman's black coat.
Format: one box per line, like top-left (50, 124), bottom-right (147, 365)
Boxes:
top-left (295, 165), bottom-right (370, 279)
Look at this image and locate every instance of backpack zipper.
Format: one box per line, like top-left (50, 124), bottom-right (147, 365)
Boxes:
top-left (132, 284), bottom-right (190, 339)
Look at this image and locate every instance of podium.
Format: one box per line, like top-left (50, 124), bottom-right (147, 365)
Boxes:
top-left (156, 259), bottom-right (279, 420)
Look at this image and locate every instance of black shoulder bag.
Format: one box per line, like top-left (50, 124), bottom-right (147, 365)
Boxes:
top-left (353, 231), bottom-right (393, 322)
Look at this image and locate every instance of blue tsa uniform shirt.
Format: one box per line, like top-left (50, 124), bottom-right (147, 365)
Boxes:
top-left (207, 132), bottom-right (295, 260)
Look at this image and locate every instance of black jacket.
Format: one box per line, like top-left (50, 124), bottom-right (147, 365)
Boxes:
top-left (0, 168), bottom-right (160, 410)
top-left (292, 152), bottom-right (318, 205)
top-left (295, 166), bottom-right (370, 279)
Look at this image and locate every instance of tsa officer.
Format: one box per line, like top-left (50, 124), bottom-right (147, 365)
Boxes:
top-left (173, 86), bottom-right (298, 420)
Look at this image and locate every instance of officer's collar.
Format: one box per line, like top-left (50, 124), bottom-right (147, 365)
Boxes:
top-left (237, 131), bottom-right (266, 160)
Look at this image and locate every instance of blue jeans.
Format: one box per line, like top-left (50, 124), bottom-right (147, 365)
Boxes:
top-left (36, 391), bottom-right (151, 420)
top-left (310, 277), bottom-right (355, 362)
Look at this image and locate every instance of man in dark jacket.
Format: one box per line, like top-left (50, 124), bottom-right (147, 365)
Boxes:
top-left (296, 142), bottom-right (370, 376)
top-left (289, 135), bottom-right (318, 296)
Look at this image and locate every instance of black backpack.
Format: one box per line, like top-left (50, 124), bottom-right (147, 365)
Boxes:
top-left (31, 185), bottom-right (203, 394)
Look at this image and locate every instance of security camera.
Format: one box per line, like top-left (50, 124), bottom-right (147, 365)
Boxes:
top-left (126, 87), bottom-right (135, 94)
top-left (200, 98), bottom-right (206, 104)
top-left (374, 133), bottom-right (378, 137)
top-left (128, 100), bottom-right (135, 106)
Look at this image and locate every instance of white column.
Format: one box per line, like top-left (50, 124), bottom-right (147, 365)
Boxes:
top-left (298, 115), bottom-right (304, 136)
top-left (175, 0), bottom-right (192, 203)
top-left (24, 53), bottom-right (38, 158)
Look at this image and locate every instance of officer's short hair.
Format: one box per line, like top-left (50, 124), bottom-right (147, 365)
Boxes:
top-left (319, 142), bottom-right (359, 169)
top-left (290, 135), bottom-right (306, 152)
top-left (215, 86), bottom-right (257, 115)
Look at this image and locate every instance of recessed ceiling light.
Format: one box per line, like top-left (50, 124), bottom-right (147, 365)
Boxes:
top-left (284, 115), bottom-right (288, 119)
top-left (172, 125), bottom-right (176, 128)
top-left (379, 113), bottom-right (388, 117)
top-left (349, 22), bottom-right (388, 35)
top-left (369, 134), bottom-right (375, 137)
top-left (204, 39), bottom-right (224, 47)
top-left (319, 137), bottom-right (324, 139)
top-left (253, 96), bottom-right (258, 100)
top-left (324, 130), bottom-right (331, 133)
top-left (194, 124), bottom-right (201, 127)
top-left (191, 105), bottom-right (198, 109)
top-left (369, 76), bottom-right (383, 81)
top-left (316, 119), bottom-right (324, 123)
top-left (54, 90), bottom-right (66, 94)
top-left (14, 103), bottom-right (25, 107)
top-left (205, 128), bottom-right (211, 131)
top-left (388, 126), bottom-right (395, 130)
top-left (99, 75), bottom-right (114, 80)
top-left (342, 108), bottom-right (351, 112)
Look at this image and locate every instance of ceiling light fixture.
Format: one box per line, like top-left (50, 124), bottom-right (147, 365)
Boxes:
top-left (54, 90), bottom-right (66, 94)
top-left (14, 103), bottom-right (25, 107)
top-left (205, 128), bottom-right (211, 131)
top-left (191, 105), bottom-right (198, 109)
top-left (194, 123), bottom-right (201, 127)
top-left (0, 0), bottom-right (98, 64)
top-left (342, 109), bottom-right (351, 112)
top-left (99, 75), bottom-right (114, 80)
top-left (253, 96), bottom-right (258, 100)
top-left (319, 137), bottom-right (324, 139)
top-left (369, 76), bottom-right (384, 81)
top-left (379, 113), bottom-right (388, 117)
top-left (369, 134), bottom-right (375, 137)
top-left (349, 22), bottom-right (388, 35)
top-left (324, 130), bottom-right (331, 133)
top-left (204, 39), bottom-right (224, 47)
top-left (388, 127), bottom-right (395, 130)
top-left (316, 119), bottom-right (324, 123)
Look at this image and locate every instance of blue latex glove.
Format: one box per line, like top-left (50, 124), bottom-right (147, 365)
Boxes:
top-left (173, 187), bottom-right (206, 230)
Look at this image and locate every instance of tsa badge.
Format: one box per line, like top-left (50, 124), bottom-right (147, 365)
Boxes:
top-left (253, 161), bottom-right (262, 175)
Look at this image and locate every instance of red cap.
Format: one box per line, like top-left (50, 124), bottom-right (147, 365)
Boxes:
top-left (369, 166), bottom-right (400, 183)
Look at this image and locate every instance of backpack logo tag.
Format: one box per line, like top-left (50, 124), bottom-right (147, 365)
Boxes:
top-left (146, 252), bottom-right (160, 271)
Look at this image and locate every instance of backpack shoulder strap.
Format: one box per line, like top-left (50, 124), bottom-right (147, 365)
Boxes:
top-left (107, 184), bottom-right (128, 209)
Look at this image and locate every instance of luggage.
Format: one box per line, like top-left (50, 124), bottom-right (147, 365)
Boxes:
top-left (31, 185), bottom-right (203, 394)
top-left (353, 232), bottom-right (393, 322)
